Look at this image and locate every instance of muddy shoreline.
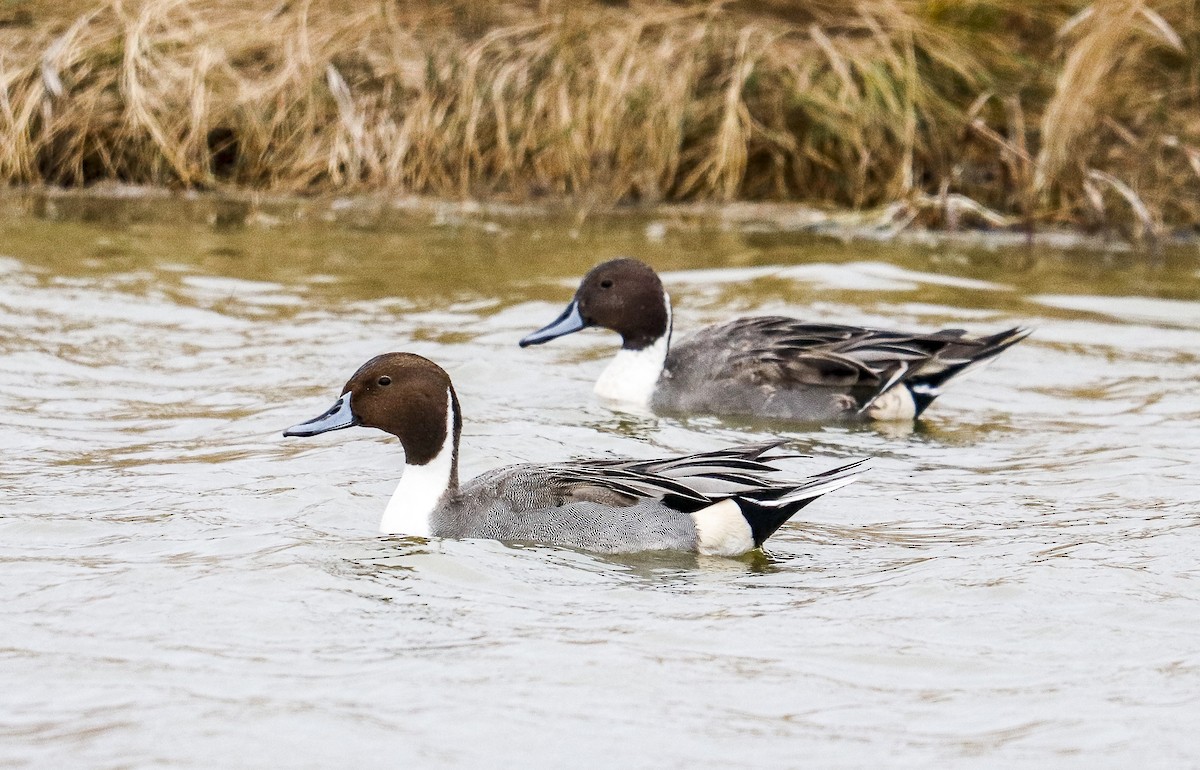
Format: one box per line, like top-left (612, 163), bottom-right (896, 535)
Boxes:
top-left (4, 185), bottom-right (1197, 255)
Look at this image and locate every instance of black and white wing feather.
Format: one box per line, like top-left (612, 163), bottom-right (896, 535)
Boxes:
top-left (677, 317), bottom-right (1030, 414)
top-left (547, 440), bottom-right (866, 514)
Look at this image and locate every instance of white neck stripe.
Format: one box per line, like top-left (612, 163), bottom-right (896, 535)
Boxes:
top-left (379, 387), bottom-right (455, 537)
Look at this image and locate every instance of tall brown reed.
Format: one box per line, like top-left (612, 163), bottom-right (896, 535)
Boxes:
top-left (0, 0), bottom-right (1197, 233)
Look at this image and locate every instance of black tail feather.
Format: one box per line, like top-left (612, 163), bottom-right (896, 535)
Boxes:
top-left (905, 327), bottom-right (1031, 417)
top-left (737, 497), bottom-right (824, 547)
top-left (735, 459), bottom-right (868, 546)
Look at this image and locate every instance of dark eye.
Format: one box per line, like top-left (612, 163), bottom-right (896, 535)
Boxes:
top-left (377, 376), bottom-right (392, 386)
top-left (600, 278), bottom-right (614, 289)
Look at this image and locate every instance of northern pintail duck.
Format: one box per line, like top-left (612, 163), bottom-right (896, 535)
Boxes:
top-left (283, 352), bottom-right (864, 555)
top-left (519, 258), bottom-right (1030, 422)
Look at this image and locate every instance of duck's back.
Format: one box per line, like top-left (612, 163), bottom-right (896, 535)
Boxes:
top-left (656, 317), bottom-right (887, 420)
top-left (436, 465), bottom-right (699, 553)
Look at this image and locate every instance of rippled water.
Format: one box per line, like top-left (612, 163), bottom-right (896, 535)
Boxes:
top-left (2, 208), bottom-right (1199, 767)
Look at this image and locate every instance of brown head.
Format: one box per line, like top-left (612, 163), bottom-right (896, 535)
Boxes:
top-left (284, 353), bottom-right (461, 475)
top-left (519, 258), bottom-right (671, 351)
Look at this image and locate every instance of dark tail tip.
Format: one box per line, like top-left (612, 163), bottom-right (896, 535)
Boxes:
top-left (735, 497), bottom-right (821, 547)
top-left (908, 384), bottom-right (940, 418)
top-left (736, 460), bottom-right (866, 546)
top-left (905, 326), bottom-right (1032, 416)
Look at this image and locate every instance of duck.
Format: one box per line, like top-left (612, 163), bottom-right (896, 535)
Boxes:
top-left (283, 352), bottom-right (865, 556)
top-left (519, 258), bottom-right (1030, 422)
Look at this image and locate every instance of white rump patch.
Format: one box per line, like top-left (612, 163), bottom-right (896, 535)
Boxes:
top-left (379, 388), bottom-right (455, 537)
top-left (593, 292), bottom-right (671, 407)
top-left (864, 386), bottom-right (917, 422)
top-left (691, 498), bottom-right (755, 557)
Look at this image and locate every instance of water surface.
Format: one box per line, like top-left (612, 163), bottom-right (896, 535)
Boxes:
top-left (2, 211), bottom-right (1199, 767)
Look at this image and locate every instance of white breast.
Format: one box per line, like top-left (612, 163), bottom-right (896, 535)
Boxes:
top-left (593, 292), bottom-right (671, 407)
top-left (593, 339), bottom-right (668, 406)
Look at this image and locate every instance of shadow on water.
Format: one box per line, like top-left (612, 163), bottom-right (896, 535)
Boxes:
top-left (337, 535), bottom-right (782, 587)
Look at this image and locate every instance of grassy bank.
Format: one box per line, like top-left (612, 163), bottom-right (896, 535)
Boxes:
top-left (1, 0), bottom-right (1198, 237)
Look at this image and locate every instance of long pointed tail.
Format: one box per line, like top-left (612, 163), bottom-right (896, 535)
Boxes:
top-left (734, 459), bottom-right (867, 548)
top-left (907, 327), bottom-right (1031, 416)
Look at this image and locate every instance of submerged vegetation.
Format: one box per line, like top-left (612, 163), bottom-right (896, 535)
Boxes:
top-left (0, 0), bottom-right (1198, 237)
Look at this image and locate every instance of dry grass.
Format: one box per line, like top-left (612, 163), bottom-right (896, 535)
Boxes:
top-left (0, 0), bottom-right (1198, 234)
